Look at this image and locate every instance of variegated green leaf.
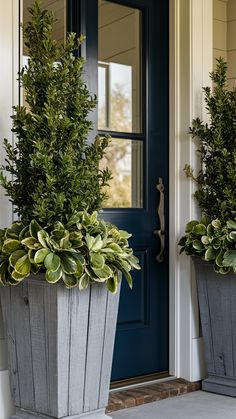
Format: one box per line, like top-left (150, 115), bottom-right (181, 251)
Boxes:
top-left (93, 264), bottom-right (112, 280)
top-left (79, 273), bottom-right (90, 290)
top-left (62, 273), bottom-right (78, 288)
top-left (44, 253), bottom-right (60, 272)
top-left (60, 253), bottom-right (78, 274)
top-left (37, 230), bottom-right (50, 248)
top-left (2, 239), bottom-right (22, 254)
top-left (9, 249), bottom-right (27, 268)
top-left (106, 276), bottom-right (118, 293)
top-left (34, 248), bottom-right (51, 264)
top-left (14, 254), bottom-right (31, 276)
top-left (11, 270), bottom-right (27, 282)
top-left (46, 267), bottom-right (62, 283)
top-left (90, 253), bottom-right (105, 270)
top-left (29, 219), bottom-right (42, 239)
top-left (21, 237), bottom-right (40, 249)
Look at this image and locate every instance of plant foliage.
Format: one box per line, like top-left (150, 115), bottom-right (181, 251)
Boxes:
top-left (179, 216), bottom-right (236, 274)
top-left (0, 1), bottom-right (140, 291)
top-left (185, 58), bottom-right (236, 221)
top-left (179, 58), bottom-right (236, 273)
top-left (0, 1), bottom-right (111, 226)
top-left (0, 211), bottom-right (140, 292)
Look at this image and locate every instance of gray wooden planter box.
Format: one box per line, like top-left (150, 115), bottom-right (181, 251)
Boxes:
top-left (0, 275), bottom-right (120, 418)
top-left (194, 258), bottom-right (236, 396)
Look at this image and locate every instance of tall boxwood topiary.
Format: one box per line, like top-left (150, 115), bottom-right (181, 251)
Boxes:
top-left (0, 1), bottom-right (140, 291)
top-left (185, 58), bottom-right (236, 221)
top-left (0, 1), bottom-right (111, 226)
top-left (179, 58), bottom-right (236, 274)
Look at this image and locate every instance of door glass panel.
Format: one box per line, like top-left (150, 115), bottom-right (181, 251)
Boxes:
top-left (98, 0), bottom-right (141, 133)
top-left (99, 138), bottom-right (143, 208)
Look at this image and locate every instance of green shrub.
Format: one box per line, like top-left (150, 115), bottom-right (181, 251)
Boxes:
top-left (0, 1), bottom-right (140, 291)
top-left (179, 58), bottom-right (236, 273)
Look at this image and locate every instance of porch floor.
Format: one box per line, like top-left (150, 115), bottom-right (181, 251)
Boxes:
top-left (109, 390), bottom-right (236, 418)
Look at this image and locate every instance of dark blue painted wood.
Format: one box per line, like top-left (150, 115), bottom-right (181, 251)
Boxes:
top-left (68, 0), bottom-right (169, 381)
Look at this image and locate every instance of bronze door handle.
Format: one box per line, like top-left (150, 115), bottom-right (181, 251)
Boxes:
top-left (154, 177), bottom-right (165, 263)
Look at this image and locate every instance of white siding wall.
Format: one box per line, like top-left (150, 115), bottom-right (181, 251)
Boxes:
top-left (227, 0), bottom-right (236, 88)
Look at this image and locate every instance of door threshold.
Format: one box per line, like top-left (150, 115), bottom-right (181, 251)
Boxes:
top-left (110, 371), bottom-right (171, 392)
top-left (107, 378), bottom-right (201, 413)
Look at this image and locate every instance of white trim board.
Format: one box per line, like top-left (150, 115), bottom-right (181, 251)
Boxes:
top-left (169, 0), bottom-right (213, 381)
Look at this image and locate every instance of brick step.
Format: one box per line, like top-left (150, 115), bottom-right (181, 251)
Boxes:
top-left (107, 378), bottom-right (201, 413)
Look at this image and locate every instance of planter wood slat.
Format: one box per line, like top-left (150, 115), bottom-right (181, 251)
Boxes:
top-left (68, 287), bottom-right (90, 416)
top-left (194, 259), bottom-right (236, 396)
top-left (83, 285), bottom-right (109, 413)
top-left (11, 283), bottom-right (35, 411)
top-left (1, 275), bottom-right (120, 418)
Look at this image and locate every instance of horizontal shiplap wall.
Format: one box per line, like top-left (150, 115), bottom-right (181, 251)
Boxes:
top-left (213, 0), bottom-right (227, 65)
top-left (227, 0), bottom-right (236, 89)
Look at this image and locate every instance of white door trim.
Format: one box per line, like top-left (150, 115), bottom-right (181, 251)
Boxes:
top-left (169, 0), bottom-right (213, 381)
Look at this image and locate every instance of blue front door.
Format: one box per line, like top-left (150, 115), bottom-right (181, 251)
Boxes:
top-left (68, 0), bottom-right (169, 382)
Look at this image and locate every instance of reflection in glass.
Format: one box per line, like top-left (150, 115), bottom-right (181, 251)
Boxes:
top-left (98, 0), bottom-right (141, 133)
top-left (99, 139), bottom-right (143, 208)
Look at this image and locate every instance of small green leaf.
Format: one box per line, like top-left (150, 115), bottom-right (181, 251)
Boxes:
top-left (2, 239), bottom-right (22, 254)
top-left (229, 231), bottom-right (236, 242)
top-left (193, 240), bottom-right (204, 251)
top-left (29, 220), bottom-right (42, 239)
top-left (107, 243), bottom-right (123, 252)
top-left (119, 230), bottom-right (132, 239)
top-left (93, 264), bottom-right (112, 280)
top-left (14, 254), bottom-right (31, 276)
top-left (90, 253), bottom-right (105, 269)
top-left (34, 248), bottom-right (51, 264)
top-left (201, 215), bottom-right (211, 226)
top-left (185, 220), bottom-right (199, 233)
top-left (212, 219), bottom-right (221, 229)
top-left (123, 270), bottom-right (133, 289)
top-left (227, 220), bottom-right (236, 230)
top-left (79, 273), bottom-right (90, 290)
top-left (204, 247), bottom-right (216, 261)
top-left (44, 253), bottom-right (60, 272)
top-left (60, 253), bottom-right (78, 274)
top-left (201, 236), bottom-right (210, 245)
top-left (91, 235), bottom-right (103, 251)
top-left (11, 270), bottom-right (27, 282)
top-left (106, 276), bottom-right (118, 293)
top-left (46, 267), bottom-right (62, 283)
top-left (192, 224), bottom-right (207, 236)
top-left (129, 255), bottom-right (141, 270)
top-left (62, 273), bottom-right (78, 288)
top-left (9, 250), bottom-right (27, 268)
top-left (75, 260), bottom-right (84, 277)
top-left (37, 230), bottom-right (50, 248)
top-left (223, 250), bottom-right (236, 267)
top-left (21, 237), bottom-right (40, 249)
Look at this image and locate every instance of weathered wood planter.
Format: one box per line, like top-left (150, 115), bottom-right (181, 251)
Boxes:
top-left (194, 258), bottom-right (236, 397)
top-left (0, 275), bottom-right (120, 419)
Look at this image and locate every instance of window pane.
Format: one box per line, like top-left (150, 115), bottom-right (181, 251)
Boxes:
top-left (98, 1), bottom-right (141, 133)
top-left (100, 138), bottom-right (143, 208)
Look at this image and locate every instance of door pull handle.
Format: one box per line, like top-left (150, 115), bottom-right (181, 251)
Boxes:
top-left (154, 177), bottom-right (165, 263)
